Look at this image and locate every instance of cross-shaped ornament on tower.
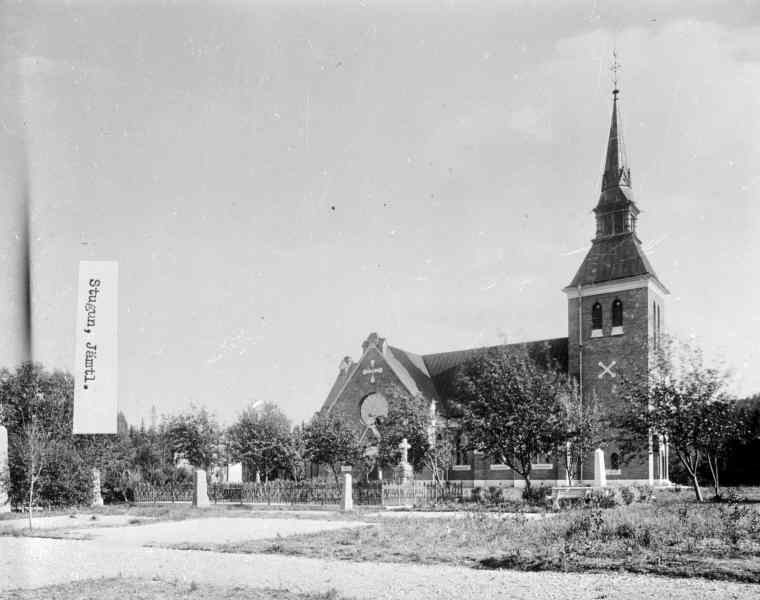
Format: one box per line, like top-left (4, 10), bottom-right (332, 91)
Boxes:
top-left (598, 360), bottom-right (617, 379)
top-left (362, 359), bottom-right (383, 384)
top-left (398, 437), bottom-right (410, 465)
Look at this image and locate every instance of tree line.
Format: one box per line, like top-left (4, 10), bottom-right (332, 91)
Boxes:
top-left (1, 334), bottom-right (758, 509)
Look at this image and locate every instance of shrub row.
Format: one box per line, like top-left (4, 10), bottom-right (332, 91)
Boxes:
top-left (463, 483), bottom-right (656, 510)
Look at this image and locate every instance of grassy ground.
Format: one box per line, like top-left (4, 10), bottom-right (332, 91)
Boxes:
top-left (165, 490), bottom-right (760, 584)
top-left (0, 578), bottom-right (348, 600)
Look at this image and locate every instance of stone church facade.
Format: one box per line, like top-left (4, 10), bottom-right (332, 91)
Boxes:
top-left (320, 87), bottom-right (671, 488)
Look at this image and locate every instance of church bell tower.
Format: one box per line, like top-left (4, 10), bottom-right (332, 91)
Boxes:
top-left (563, 82), bottom-right (670, 484)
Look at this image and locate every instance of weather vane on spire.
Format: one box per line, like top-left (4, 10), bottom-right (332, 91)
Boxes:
top-left (610, 50), bottom-right (621, 96)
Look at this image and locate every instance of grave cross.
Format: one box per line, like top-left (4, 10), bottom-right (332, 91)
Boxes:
top-left (362, 359), bottom-right (383, 384)
top-left (398, 437), bottom-right (410, 465)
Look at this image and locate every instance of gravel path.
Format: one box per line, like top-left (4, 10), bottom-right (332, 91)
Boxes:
top-left (1, 536), bottom-right (757, 599)
top-left (55, 517), bottom-right (367, 546)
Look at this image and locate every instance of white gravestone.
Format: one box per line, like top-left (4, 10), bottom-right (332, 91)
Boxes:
top-left (593, 448), bottom-right (607, 487)
top-left (0, 426), bottom-right (9, 513)
top-left (193, 469), bottom-right (210, 507)
top-left (91, 468), bottom-right (104, 507)
top-left (342, 472), bottom-right (353, 512)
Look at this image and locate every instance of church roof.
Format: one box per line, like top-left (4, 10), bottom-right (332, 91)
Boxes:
top-left (567, 232), bottom-right (664, 288)
top-left (422, 337), bottom-right (568, 377)
top-left (388, 346), bottom-right (440, 402)
top-left (319, 361), bottom-right (359, 414)
top-left (321, 335), bottom-right (569, 419)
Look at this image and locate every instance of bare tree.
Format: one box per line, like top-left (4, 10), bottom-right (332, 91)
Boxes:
top-left (421, 430), bottom-right (454, 485)
top-left (557, 385), bottom-right (604, 485)
top-left (18, 418), bottom-right (54, 529)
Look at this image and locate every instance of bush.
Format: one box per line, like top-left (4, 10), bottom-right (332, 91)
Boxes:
top-left (522, 485), bottom-right (549, 506)
top-left (718, 502), bottom-right (757, 549)
top-left (488, 486), bottom-right (504, 504)
top-left (565, 509), bottom-right (605, 541)
top-left (634, 484), bottom-right (655, 503)
top-left (620, 486), bottom-right (636, 505)
top-left (585, 487), bottom-right (623, 509)
top-left (615, 523), bottom-right (636, 539)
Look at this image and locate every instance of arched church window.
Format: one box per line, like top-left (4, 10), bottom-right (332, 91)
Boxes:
top-left (610, 452), bottom-right (620, 470)
top-left (591, 302), bottom-right (603, 335)
top-left (611, 299), bottom-right (623, 334)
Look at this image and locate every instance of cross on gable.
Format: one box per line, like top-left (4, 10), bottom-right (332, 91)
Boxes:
top-left (598, 360), bottom-right (617, 379)
top-left (362, 359), bottom-right (383, 383)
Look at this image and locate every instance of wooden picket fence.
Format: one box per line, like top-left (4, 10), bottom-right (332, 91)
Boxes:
top-left (209, 481), bottom-right (343, 505)
top-left (133, 482), bottom-right (193, 503)
top-left (368, 480), bottom-right (464, 506)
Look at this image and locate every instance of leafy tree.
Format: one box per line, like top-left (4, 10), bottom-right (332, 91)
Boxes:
top-left (618, 335), bottom-right (736, 502)
top-left (302, 411), bottom-right (363, 485)
top-left (226, 402), bottom-right (295, 482)
top-left (720, 395), bottom-right (760, 486)
top-left (75, 425), bottom-right (137, 503)
top-left (161, 405), bottom-right (220, 472)
top-left (0, 363), bottom-right (92, 509)
top-left (454, 345), bottom-right (573, 489)
top-left (375, 384), bottom-right (433, 473)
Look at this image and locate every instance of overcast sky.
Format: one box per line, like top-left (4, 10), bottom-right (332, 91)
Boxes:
top-left (1, 1), bottom-right (758, 427)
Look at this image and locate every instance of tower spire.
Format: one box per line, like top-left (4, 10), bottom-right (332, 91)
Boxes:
top-left (602, 52), bottom-right (631, 192)
top-left (565, 53), bottom-right (666, 292)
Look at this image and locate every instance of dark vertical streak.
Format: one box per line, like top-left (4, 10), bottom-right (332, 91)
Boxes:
top-left (20, 167), bottom-right (32, 363)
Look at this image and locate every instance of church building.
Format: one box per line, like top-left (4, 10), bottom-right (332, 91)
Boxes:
top-left (320, 85), bottom-right (671, 488)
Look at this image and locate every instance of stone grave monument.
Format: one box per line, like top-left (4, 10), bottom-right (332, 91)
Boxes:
top-left (342, 472), bottom-right (353, 512)
top-left (593, 448), bottom-right (607, 487)
top-left (394, 437), bottom-right (414, 484)
top-left (193, 469), bottom-right (210, 507)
